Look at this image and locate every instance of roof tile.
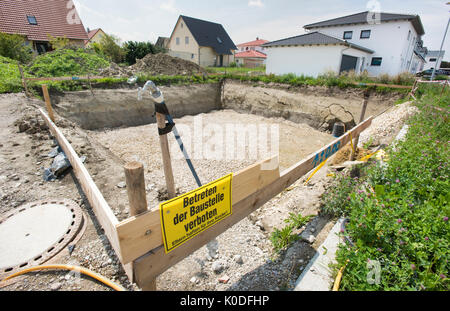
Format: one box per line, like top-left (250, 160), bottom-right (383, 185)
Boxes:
top-left (0, 0), bottom-right (88, 42)
top-left (235, 50), bottom-right (267, 58)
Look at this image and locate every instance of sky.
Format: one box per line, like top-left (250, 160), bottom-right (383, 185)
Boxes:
top-left (73, 0), bottom-right (450, 60)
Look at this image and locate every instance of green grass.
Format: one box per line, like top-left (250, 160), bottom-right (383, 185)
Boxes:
top-left (0, 55), bottom-right (22, 93)
top-left (26, 47), bottom-right (110, 77)
top-left (270, 213), bottom-right (314, 253)
top-left (0, 51), bottom-right (415, 96)
top-left (322, 84), bottom-right (449, 290)
top-left (206, 66), bottom-right (265, 74)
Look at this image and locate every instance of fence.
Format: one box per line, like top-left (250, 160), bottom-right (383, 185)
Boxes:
top-left (38, 105), bottom-right (373, 290)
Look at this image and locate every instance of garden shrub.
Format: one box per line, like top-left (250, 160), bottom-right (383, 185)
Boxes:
top-left (26, 47), bottom-right (110, 77)
top-left (0, 56), bottom-right (23, 93)
top-left (325, 86), bottom-right (449, 290)
top-left (0, 32), bottom-right (33, 63)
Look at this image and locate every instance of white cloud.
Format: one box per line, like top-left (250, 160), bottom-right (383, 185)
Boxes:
top-left (248, 0), bottom-right (264, 8)
top-left (160, 0), bottom-right (179, 13)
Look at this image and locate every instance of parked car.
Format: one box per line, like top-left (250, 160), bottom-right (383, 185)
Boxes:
top-left (416, 69), bottom-right (448, 77)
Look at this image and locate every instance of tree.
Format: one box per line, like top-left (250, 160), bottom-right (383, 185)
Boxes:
top-left (123, 41), bottom-right (166, 65)
top-left (0, 32), bottom-right (33, 63)
top-left (96, 33), bottom-right (125, 64)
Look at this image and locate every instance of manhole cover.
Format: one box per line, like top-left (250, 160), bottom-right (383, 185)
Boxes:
top-left (0, 199), bottom-right (83, 278)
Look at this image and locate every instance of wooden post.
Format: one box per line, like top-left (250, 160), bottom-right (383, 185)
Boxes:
top-left (409, 79), bottom-right (419, 100)
top-left (123, 161), bottom-right (156, 291)
top-left (156, 112), bottom-right (176, 199)
top-left (124, 161), bottom-right (148, 216)
top-left (42, 85), bottom-right (55, 122)
top-left (18, 64), bottom-right (29, 97)
top-left (350, 91), bottom-right (370, 161)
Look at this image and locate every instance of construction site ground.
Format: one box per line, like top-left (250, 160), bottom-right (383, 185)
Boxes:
top-left (0, 89), bottom-right (415, 291)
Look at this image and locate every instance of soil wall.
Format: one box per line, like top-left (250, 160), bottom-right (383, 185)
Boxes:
top-left (49, 83), bottom-right (222, 130)
top-left (222, 80), bottom-right (403, 131)
top-left (49, 80), bottom-right (403, 131)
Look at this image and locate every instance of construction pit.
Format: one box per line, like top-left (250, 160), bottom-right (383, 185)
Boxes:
top-left (0, 80), bottom-right (412, 291)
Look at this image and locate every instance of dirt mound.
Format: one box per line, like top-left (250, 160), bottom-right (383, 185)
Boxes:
top-left (131, 53), bottom-right (206, 75)
top-left (98, 53), bottom-right (206, 77)
top-left (14, 108), bottom-right (49, 137)
top-left (97, 62), bottom-right (133, 77)
top-left (329, 145), bottom-right (371, 166)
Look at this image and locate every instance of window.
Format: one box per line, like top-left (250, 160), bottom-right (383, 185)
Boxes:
top-left (191, 54), bottom-right (195, 59)
top-left (343, 31), bottom-right (353, 40)
top-left (371, 57), bottom-right (382, 66)
top-left (429, 58), bottom-right (437, 62)
top-left (407, 30), bottom-right (411, 41)
top-left (217, 37), bottom-right (222, 44)
top-left (176, 37), bottom-right (180, 45)
top-left (185, 36), bottom-right (189, 44)
top-left (360, 30), bottom-right (371, 39)
top-left (181, 23), bottom-right (183, 28)
top-left (27, 15), bottom-right (37, 25)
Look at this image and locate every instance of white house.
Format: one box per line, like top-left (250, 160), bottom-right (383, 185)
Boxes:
top-left (263, 11), bottom-right (426, 77)
top-left (167, 15), bottom-right (237, 67)
top-left (423, 50), bottom-right (446, 71)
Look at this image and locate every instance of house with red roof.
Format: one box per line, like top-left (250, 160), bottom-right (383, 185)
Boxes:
top-left (85, 28), bottom-right (107, 47)
top-left (0, 0), bottom-right (88, 54)
top-left (235, 37), bottom-right (269, 67)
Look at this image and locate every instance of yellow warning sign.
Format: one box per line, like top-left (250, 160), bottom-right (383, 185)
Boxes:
top-left (160, 174), bottom-right (233, 253)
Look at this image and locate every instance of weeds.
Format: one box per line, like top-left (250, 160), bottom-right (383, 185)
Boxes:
top-left (270, 213), bottom-right (314, 253)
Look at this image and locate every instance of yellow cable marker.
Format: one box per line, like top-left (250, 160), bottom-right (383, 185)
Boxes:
top-left (359, 150), bottom-right (380, 162)
top-left (304, 159), bottom-right (328, 185)
top-left (1, 264), bottom-right (127, 291)
top-left (349, 131), bottom-right (356, 154)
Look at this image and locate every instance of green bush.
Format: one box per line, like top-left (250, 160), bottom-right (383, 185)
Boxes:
top-left (0, 32), bottom-right (33, 63)
top-left (26, 47), bottom-right (110, 77)
top-left (327, 85), bottom-right (450, 290)
top-left (0, 56), bottom-right (23, 93)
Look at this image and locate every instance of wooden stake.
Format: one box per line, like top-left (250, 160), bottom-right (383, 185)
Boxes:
top-left (42, 84), bottom-right (55, 122)
top-left (156, 112), bottom-right (176, 199)
top-left (124, 161), bottom-right (156, 290)
top-left (124, 161), bottom-right (148, 216)
top-left (350, 92), bottom-right (370, 161)
top-left (18, 64), bottom-right (29, 97)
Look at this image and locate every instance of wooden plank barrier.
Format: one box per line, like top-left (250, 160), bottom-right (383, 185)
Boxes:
top-left (42, 85), bottom-right (55, 123)
top-left (115, 156), bottom-right (280, 264)
top-left (38, 109), bottom-right (121, 257)
top-left (131, 117), bottom-right (373, 287)
top-left (38, 107), bottom-right (372, 290)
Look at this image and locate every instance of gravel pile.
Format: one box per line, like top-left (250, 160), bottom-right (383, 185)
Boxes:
top-left (358, 101), bottom-right (419, 148)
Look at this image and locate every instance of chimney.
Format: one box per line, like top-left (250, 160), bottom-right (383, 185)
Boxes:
top-left (87, 27), bottom-right (90, 33)
top-left (256, 37), bottom-right (259, 40)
